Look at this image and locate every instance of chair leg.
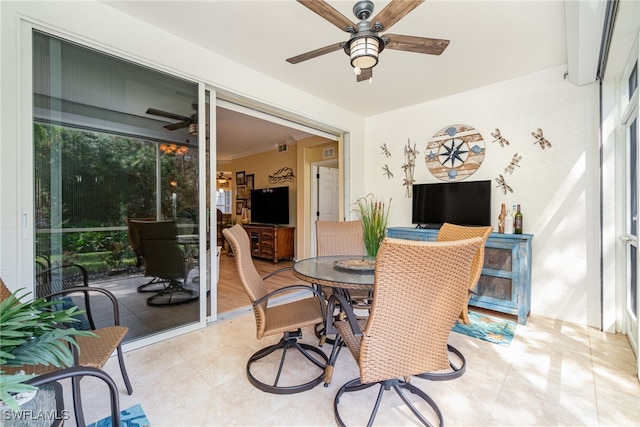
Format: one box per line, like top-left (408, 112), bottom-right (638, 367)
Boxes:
top-left (246, 330), bottom-right (328, 394)
top-left (137, 276), bottom-right (169, 293)
top-left (117, 344), bottom-right (133, 395)
top-left (396, 381), bottom-right (444, 427)
top-left (323, 334), bottom-right (345, 387)
top-left (70, 375), bottom-right (85, 427)
top-left (334, 378), bottom-right (444, 427)
top-left (146, 278), bottom-right (198, 306)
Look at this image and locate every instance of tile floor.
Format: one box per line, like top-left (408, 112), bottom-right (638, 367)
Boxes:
top-left (58, 311), bottom-right (639, 426)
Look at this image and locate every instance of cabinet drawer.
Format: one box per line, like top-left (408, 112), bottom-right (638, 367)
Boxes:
top-left (261, 241), bottom-right (274, 254)
top-left (260, 230), bottom-right (275, 239)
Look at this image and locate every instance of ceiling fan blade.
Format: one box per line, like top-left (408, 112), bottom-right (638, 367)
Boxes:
top-left (385, 34), bottom-right (450, 55)
top-left (297, 0), bottom-right (356, 32)
top-left (164, 120), bottom-right (190, 131)
top-left (371, 0), bottom-right (424, 32)
top-left (146, 108), bottom-right (191, 122)
top-left (357, 67), bottom-right (372, 83)
top-left (286, 42), bottom-right (344, 64)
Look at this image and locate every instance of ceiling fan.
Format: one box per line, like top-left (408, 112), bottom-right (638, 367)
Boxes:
top-left (286, 0), bottom-right (450, 82)
top-left (146, 103), bottom-right (198, 134)
top-left (217, 172), bottom-right (228, 184)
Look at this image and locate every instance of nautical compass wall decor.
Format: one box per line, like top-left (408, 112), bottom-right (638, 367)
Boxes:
top-left (425, 124), bottom-right (486, 182)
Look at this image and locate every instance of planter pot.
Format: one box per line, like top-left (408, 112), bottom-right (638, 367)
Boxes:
top-left (2, 384), bottom-right (65, 426)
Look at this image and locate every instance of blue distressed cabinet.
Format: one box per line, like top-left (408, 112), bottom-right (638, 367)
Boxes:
top-left (387, 227), bottom-right (533, 324)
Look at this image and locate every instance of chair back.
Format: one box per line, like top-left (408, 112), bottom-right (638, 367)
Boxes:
top-left (359, 237), bottom-right (483, 384)
top-left (436, 223), bottom-right (492, 323)
top-left (126, 218), bottom-right (155, 267)
top-left (0, 277), bottom-right (11, 302)
top-left (316, 220), bottom-right (365, 256)
top-left (222, 224), bottom-right (269, 336)
top-left (135, 220), bottom-right (186, 280)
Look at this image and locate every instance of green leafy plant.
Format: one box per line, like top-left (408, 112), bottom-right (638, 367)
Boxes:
top-left (100, 240), bottom-right (126, 270)
top-left (353, 194), bottom-right (391, 257)
top-left (0, 288), bottom-right (96, 410)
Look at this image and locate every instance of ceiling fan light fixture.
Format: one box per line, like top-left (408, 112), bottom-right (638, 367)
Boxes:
top-left (217, 172), bottom-right (226, 184)
top-left (349, 36), bottom-right (380, 70)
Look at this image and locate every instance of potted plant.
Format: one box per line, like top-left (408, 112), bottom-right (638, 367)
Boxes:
top-left (353, 194), bottom-right (392, 257)
top-left (0, 287), bottom-right (95, 411)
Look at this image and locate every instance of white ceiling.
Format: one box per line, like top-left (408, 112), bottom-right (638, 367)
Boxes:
top-left (102, 0), bottom-right (573, 160)
top-left (216, 106), bottom-right (316, 160)
top-left (104, 0), bottom-right (569, 117)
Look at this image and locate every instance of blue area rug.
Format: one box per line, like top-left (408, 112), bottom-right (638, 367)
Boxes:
top-left (86, 404), bottom-right (150, 427)
top-left (452, 311), bottom-right (517, 346)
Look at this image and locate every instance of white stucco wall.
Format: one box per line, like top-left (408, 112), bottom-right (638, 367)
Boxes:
top-left (0, 1), bottom-right (367, 287)
top-left (364, 66), bottom-right (601, 327)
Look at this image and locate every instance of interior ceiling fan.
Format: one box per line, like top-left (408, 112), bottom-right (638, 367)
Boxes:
top-left (146, 103), bottom-right (198, 134)
top-left (217, 172), bottom-right (226, 183)
top-left (287, 0), bottom-right (450, 82)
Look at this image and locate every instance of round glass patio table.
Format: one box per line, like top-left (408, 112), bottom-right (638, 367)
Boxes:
top-left (292, 255), bottom-right (375, 291)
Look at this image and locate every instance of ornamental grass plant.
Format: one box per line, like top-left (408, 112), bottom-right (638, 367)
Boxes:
top-left (354, 194), bottom-right (391, 257)
top-left (0, 287), bottom-right (95, 410)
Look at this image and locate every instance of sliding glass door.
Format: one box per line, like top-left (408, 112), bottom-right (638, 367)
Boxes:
top-left (32, 30), bottom-right (208, 343)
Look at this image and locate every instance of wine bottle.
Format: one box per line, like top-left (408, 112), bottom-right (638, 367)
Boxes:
top-left (498, 203), bottom-right (506, 233)
top-left (504, 209), bottom-right (514, 234)
top-left (514, 204), bottom-right (523, 234)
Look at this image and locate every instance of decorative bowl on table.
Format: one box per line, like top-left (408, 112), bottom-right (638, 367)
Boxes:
top-left (333, 258), bottom-right (375, 272)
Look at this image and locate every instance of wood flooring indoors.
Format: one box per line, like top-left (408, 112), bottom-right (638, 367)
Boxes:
top-left (216, 248), bottom-right (297, 314)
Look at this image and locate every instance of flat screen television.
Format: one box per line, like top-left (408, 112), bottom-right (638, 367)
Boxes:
top-left (250, 186), bottom-right (289, 225)
top-left (412, 180), bottom-right (491, 228)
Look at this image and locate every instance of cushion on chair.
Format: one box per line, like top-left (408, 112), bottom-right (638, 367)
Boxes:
top-left (75, 326), bottom-right (129, 369)
top-left (261, 297), bottom-right (324, 338)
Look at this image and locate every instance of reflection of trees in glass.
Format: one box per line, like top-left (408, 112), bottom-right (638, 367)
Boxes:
top-left (34, 123), bottom-right (199, 256)
top-left (35, 123), bottom-right (157, 228)
top-left (160, 149), bottom-right (199, 223)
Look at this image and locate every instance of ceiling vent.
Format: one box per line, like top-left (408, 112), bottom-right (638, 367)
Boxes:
top-left (277, 142), bottom-right (288, 153)
top-left (323, 147), bottom-right (335, 159)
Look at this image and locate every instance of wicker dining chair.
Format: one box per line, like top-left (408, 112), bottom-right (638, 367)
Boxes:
top-left (436, 222), bottom-right (493, 325)
top-left (135, 220), bottom-right (198, 306)
top-left (409, 223), bottom-right (494, 383)
top-left (127, 218), bottom-right (169, 293)
top-left (315, 220), bottom-right (370, 343)
top-left (332, 237), bottom-right (483, 426)
top-left (316, 220), bottom-right (366, 257)
top-left (315, 221), bottom-right (368, 307)
top-left (0, 278), bottom-right (132, 427)
top-left (222, 224), bottom-right (328, 394)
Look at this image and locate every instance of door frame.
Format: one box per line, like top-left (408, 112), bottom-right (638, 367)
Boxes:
top-left (616, 33), bottom-right (639, 376)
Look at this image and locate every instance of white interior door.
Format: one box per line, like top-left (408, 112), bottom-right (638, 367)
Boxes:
top-left (310, 164), bottom-right (339, 256)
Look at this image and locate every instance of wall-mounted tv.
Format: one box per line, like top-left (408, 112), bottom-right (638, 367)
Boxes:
top-left (412, 180), bottom-right (491, 228)
top-left (250, 186), bottom-right (290, 225)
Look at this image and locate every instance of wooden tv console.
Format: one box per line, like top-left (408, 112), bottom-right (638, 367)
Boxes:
top-left (243, 224), bottom-right (294, 263)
